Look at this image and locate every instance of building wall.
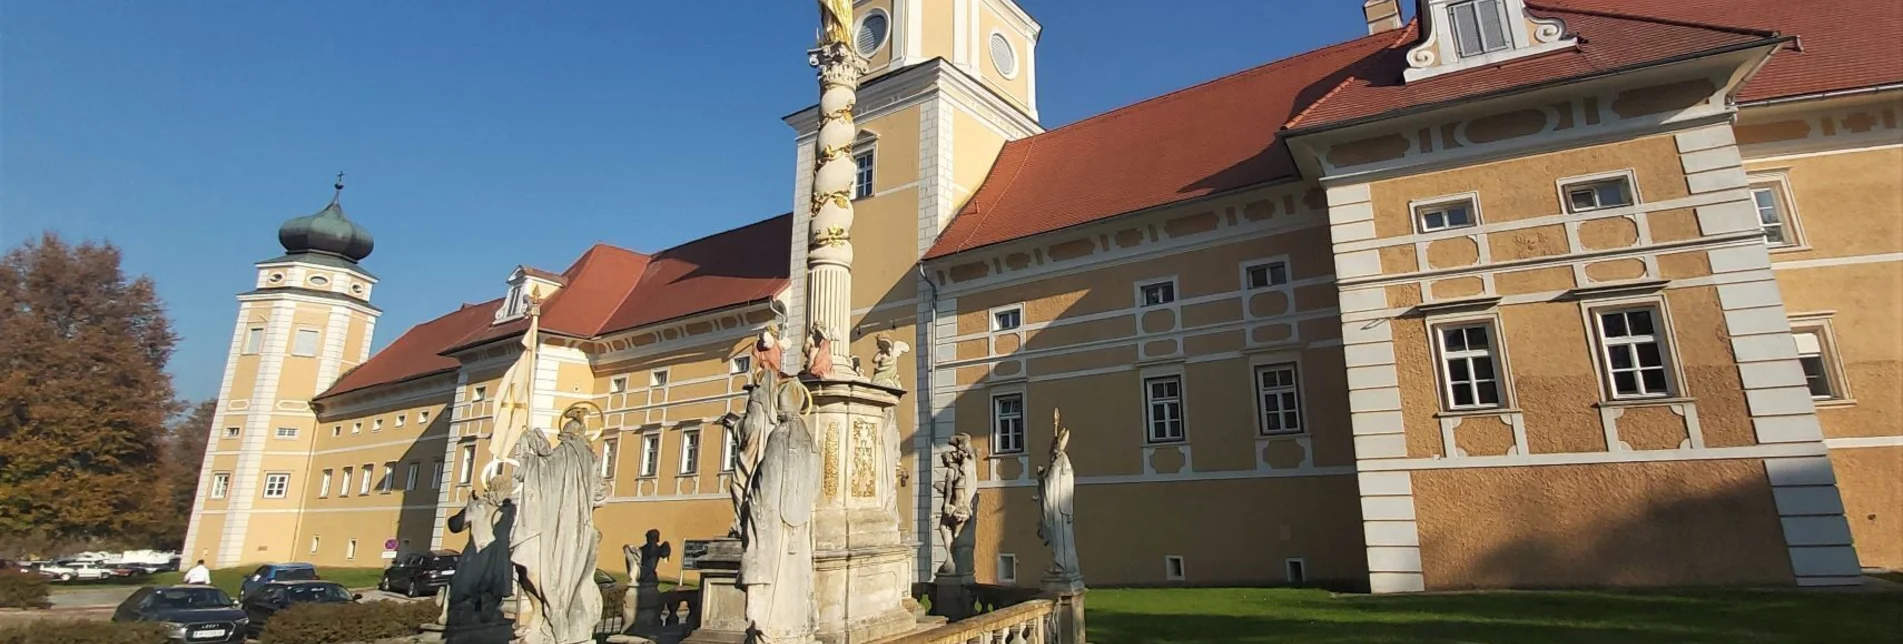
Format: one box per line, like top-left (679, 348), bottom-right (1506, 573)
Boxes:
top-left (293, 382), bottom-right (456, 567)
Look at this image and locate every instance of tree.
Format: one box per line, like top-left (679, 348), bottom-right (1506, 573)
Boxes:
top-left (0, 232), bottom-right (181, 553)
top-left (155, 400), bottom-right (217, 549)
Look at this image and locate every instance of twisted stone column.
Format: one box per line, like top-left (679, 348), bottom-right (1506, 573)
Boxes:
top-left (805, 41), bottom-right (868, 377)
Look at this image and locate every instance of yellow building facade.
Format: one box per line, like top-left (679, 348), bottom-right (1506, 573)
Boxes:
top-left (188, 0), bottom-right (1899, 592)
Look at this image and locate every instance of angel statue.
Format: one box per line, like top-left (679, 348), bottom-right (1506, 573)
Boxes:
top-left (803, 323), bottom-right (836, 380)
top-left (752, 323), bottom-right (789, 378)
top-left (868, 333), bottom-right (910, 389)
top-left (818, 0), bottom-right (853, 46)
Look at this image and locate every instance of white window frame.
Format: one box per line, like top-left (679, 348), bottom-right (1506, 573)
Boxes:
top-left (318, 470), bottom-right (331, 498)
top-left (1789, 313), bottom-right (1850, 403)
top-left (432, 460), bottom-right (445, 489)
top-left (639, 433), bottom-right (661, 478)
top-left (1429, 315), bottom-right (1512, 411)
top-left (210, 472), bottom-right (231, 499)
top-left (990, 305), bottom-right (1023, 332)
top-left (1254, 362), bottom-right (1305, 435)
top-left (1584, 298), bottom-right (1682, 401)
top-left (372, 418), bottom-right (383, 432)
top-left (1449, 0), bottom-right (1512, 58)
top-left (601, 437), bottom-right (620, 479)
top-left (680, 429), bottom-right (701, 475)
top-left (996, 554), bottom-right (1018, 584)
top-left (351, 422), bottom-right (361, 434)
top-left (1164, 555), bottom-right (1187, 581)
top-left (991, 392), bottom-right (1026, 454)
top-left (331, 425), bottom-right (341, 437)
top-left (1557, 169), bottom-right (1639, 214)
top-left (291, 328), bottom-right (321, 357)
top-left (471, 386), bottom-right (487, 402)
top-left (1137, 279), bottom-right (1178, 308)
top-left (224, 426), bottom-right (242, 439)
top-left (359, 464), bottom-right (375, 495)
top-left (346, 539), bottom-right (357, 561)
top-left (310, 536), bottom-right (320, 554)
top-left (1143, 374), bottom-right (1186, 443)
top-left (730, 356), bottom-right (752, 375)
top-left (242, 328), bottom-right (264, 355)
top-left (610, 376), bottom-right (628, 393)
top-left (853, 148), bottom-right (876, 200)
top-left (650, 370), bottom-right (670, 387)
top-left (854, 8), bottom-right (891, 57)
top-left (1747, 172), bottom-right (1806, 250)
top-left (395, 414), bottom-right (406, 428)
top-left (274, 426), bottom-right (298, 439)
top-left (262, 473), bottom-right (290, 499)
top-left (1243, 258), bottom-right (1292, 290)
top-left (419, 410), bottom-right (431, 424)
top-left (380, 461), bottom-right (396, 492)
top-left (722, 428), bottom-right (739, 472)
top-left (340, 467), bottom-right (353, 497)
top-left (404, 462), bottom-right (418, 491)
top-left (1411, 193), bottom-right (1481, 233)
top-left (458, 444), bottom-right (476, 486)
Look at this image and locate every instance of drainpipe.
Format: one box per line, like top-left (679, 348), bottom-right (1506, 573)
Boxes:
top-left (916, 264), bottom-right (942, 579)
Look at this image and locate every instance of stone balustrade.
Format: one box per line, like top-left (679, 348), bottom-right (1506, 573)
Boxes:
top-left (882, 599), bottom-right (1054, 644)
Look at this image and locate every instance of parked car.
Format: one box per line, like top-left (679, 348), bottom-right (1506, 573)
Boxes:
top-left (238, 562), bottom-right (318, 598)
top-left (38, 560), bottom-right (114, 581)
top-left (377, 550), bottom-right (460, 597)
top-left (111, 585), bottom-right (247, 643)
top-left (239, 580), bottom-right (358, 638)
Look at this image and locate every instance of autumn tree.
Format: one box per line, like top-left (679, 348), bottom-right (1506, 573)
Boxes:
top-left (155, 400), bottom-right (217, 549)
top-left (0, 232), bottom-right (181, 553)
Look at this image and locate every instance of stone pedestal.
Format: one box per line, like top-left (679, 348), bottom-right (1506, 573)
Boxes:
top-left (683, 539), bottom-right (747, 644)
top-left (634, 581), bottom-right (664, 630)
top-left (1043, 577), bottom-right (1086, 644)
top-left (927, 572), bottom-right (974, 621)
top-left (806, 378), bottom-right (917, 644)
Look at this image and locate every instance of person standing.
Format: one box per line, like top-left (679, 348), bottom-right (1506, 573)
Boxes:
top-left (182, 560), bottom-right (212, 585)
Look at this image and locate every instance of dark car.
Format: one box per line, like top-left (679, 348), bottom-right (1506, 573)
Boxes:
top-left (239, 580), bottom-right (358, 637)
top-left (112, 585), bottom-right (247, 644)
top-left (239, 562), bottom-right (318, 598)
top-left (378, 550), bottom-right (460, 597)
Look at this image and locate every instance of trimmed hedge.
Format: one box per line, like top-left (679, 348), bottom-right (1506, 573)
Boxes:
top-left (260, 600), bottom-right (440, 644)
top-left (0, 620), bottom-right (170, 644)
top-left (0, 570), bottom-right (48, 609)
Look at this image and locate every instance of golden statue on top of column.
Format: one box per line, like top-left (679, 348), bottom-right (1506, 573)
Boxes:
top-left (818, 0), bottom-right (854, 46)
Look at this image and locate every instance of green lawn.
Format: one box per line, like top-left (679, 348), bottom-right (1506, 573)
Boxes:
top-left (1083, 587), bottom-right (1902, 644)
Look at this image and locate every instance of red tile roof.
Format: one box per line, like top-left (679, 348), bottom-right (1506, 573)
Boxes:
top-left (924, 0), bottom-right (1899, 260)
top-left (446, 243), bottom-right (653, 351)
top-left (319, 299), bottom-right (500, 399)
top-left (598, 213), bottom-right (791, 334)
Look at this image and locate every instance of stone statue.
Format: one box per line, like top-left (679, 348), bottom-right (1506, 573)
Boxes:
top-left (933, 434), bottom-right (978, 575)
top-left (817, 0), bottom-right (853, 46)
top-left (868, 333), bottom-right (910, 389)
top-left (1037, 410), bottom-right (1081, 587)
top-left (802, 323), bottom-right (835, 380)
top-left (634, 529), bottom-right (671, 584)
top-left (739, 384), bottom-right (820, 643)
top-left (443, 489), bottom-right (515, 637)
top-left (727, 374), bottom-right (778, 538)
top-left (508, 421), bottom-right (605, 644)
top-left (752, 323), bottom-right (788, 378)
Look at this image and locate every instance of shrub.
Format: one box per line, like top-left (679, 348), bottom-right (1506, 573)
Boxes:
top-left (0, 620), bottom-right (170, 644)
top-left (602, 584), bottom-right (628, 619)
top-left (260, 600), bottom-right (440, 644)
top-left (0, 570), bottom-right (48, 609)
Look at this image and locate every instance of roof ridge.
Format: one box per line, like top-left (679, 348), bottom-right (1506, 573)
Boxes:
top-left (648, 211), bottom-right (793, 257)
top-left (1285, 20), bottom-right (1420, 129)
top-left (938, 135), bottom-right (1039, 256)
top-left (1528, 2), bottom-right (1779, 38)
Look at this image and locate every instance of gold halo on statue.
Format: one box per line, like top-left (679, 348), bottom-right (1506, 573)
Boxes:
top-left (563, 401), bottom-right (606, 442)
top-left (775, 378), bottom-right (816, 418)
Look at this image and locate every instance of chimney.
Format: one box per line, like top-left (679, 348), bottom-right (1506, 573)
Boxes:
top-left (1363, 0), bottom-right (1404, 34)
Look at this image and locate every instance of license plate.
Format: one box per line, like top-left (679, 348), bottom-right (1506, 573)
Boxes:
top-left (440, 570), bottom-right (454, 575)
top-left (191, 629), bottom-right (227, 639)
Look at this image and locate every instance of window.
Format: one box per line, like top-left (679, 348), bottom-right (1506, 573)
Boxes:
top-left (458, 445), bottom-right (476, 486)
top-left (1285, 558), bottom-right (1307, 585)
top-left (990, 32), bottom-right (1018, 78)
top-left (1450, 0), bottom-right (1511, 57)
top-left (855, 9), bottom-right (889, 56)
top-left (1140, 281), bottom-right (1176, 307)
top-left (601, 438), bottom-right (619, 479)
top-left (992, 394), bottom-right (1025, 454)
top-left (1563, 177), bottom-right (1634, 213)
top-left (1145, 376), bottom-right (1185, 443)
top-left (650, 370), bottom-right (669, 387)
top-left (996, 554), bottom-right (1018, 584)
top-left (1793, 329), bottom-right (1842, 400)
top-left (224, 427), bottom-right (241, 439)
top-left (340, 468), bottom-right (353, 497)
top-left (471, 386), bottom-right (487, 402)
top-left (310, 537), bottom-right (320, 554)
top-left (346, 539), bottom-right (357, 561)
top-left (730, 356), bottom-right (752, 375)
top-left (405, 463), bottom-right (418, 491)
top-left (610, 376), bottom-right (628, 393)
top-left (722, 429), bottom-right (739, 472)
top-left (1255, 364), bottom-right (1304, 434)
top-left (432, 460), bottom-right (445, 489)
top-left (352, 422), bottom-right (361, 434)
top-left (1750, 181), bottom-right (1801, 247)
top-left (359, 464), bottom-right (375, 495)
top-left (372, 419), bottom-right (383, 432)
top-left (331, 426), bottom-right (341, 437)
top-left (395, 414), bottom-right (406, 428)
top-left (263, 473), bottom-right (290, 499)
top-left (680, 430), bottom-right (701, 475)
top-left (854, 149), bottom-right (875, 199)
top-left (1416, 199), bottom-right (1476, 232)
top-left (640, 434), bottom-right (661, 477)
top-left (319, 470), bottom-right (332, 498)
top-left (242, 328), bottom-right (264, 354)
top-left (1436, 324), bottom-right (1504, 409)
top-left (419, 410), bottom-right (431, 424)
top-left (1246, 261), bottom-right (1290, 289)
top-left (992, 307), bottom-right (1022, 331)
top-left (1594, 307), bottom-right (1673, 398)
top-left (210, 473), bottom-right (231, 499)
top-left (1165, 555), bottom-right (1187, 581)
top-left (380, 462), bottom-right (396, 492)
top-left (291, 328), bottom-right (320, 357)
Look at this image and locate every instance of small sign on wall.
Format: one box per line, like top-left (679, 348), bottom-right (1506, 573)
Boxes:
top-left (680, 540), bottom-right (711, 570)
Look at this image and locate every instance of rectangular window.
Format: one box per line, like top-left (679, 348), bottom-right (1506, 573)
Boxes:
top-left (331, 425), bottom-right (341, 437)
top-left (458, 445), bottom-right (476, 486)
top-left (1286, 558), bottom-right (1307, 585)
top-left (1437, 324), bottom-right (1504, 409)
top-left (1144, 376), bottom-right (1186, 443)
top-left (1416, 199), bottom-right (1476, 232)
top-left (210, 473), bottom-right (231, 499)
top-left (1751, 184), bottom-right (1799, 247)
top-left (722, 429), bottom-right (739, 472)
top-left (1255, 364), bottom-right (1304, 434)
top-left (380, 462), bottom-right (396, 492)
top-left (992, 307), bottom-right (1022, 331)
top-left (432, 460), bottom-right (444, 489)
top-left (359, 464), bottom-right (375, 495)
top-left (1165, 555), bottom-right (1187, 581)
top-left (419, 410), bottom-right (431, 424)
top-left (352, 422), bottom-right (361, 434)
top-left (404, 463), bottom-right (418, 491)
top-left (611, 376), bottom-right (628, 393)
top-left (372, 419), bottom-right (383, 432)
top-left (601, 438), bottom-right (619, 479)
top-left (1246, 261), bottom-right (1290, 289)
top-left (650, 370), bottom-right (670, 387)
top-left (680, 430), bottom-right (701, 475)
top-left (291, 328), bottom-right (321, 357)
top-left (310, 536), bottom-right (320, 554)
top-left (1563, 177), bottom-right (1635, 213)
top-left (640, 434), bottom-right (661, 477)
top-left (395, 414), bottom-right (406, 428)
top-left (471, 386), bottom-right (487, 402)
top-left (1450, 0), bottom-right (1510, 57)
top-left (318, 470), bottom-right (332, 498)
top-left (996, 554), bottom-right (1017, 584)
top-left (1594, 307), bottom-right (1673, 398)
top-left (346, 539), bottom-right (357, 561)
top-left (242, 328), bottom-right (264, 355)
top-left (992, 394), bottom-right (1025, 454)
top-left (1792, 329), bottom-right (1840, 399)
top-left (854, 149), bottom-right (876, 199)
top-left (1140, 281), bottom-right (1176, 307)
top-left (263, 473), bottom-right (290, 499)
top-left (224, 427), bottom-right (241, 439)
top-left (730, 356), bottom-right (752, 375)
top-left (340, 468), bottom-right (353, 497)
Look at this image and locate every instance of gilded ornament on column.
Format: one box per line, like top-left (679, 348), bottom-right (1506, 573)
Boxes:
top-left (822, 421), bottom-right (842, 497)
top-left (812, 225), bottom-right (850, 248)
top-left (850, 419), bottom-right (878, 498)
top-left (819, 144), bottom-right (856, 164)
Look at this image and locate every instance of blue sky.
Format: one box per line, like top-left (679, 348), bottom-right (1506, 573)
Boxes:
top-left (1, 1), bottom-right (1370, 402)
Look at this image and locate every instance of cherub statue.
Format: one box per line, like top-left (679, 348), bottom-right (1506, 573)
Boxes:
top-left (752, 323), bottom-right (788, 378)
top-left (868, 333), bottom-right (910, 389)
top-left (803, 323), bottom-right (835, 380)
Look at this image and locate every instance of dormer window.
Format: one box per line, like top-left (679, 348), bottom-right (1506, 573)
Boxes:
top-left (492, 266), bottom-right (565, 325)
top-left (1450, 0), bottom-right (1511, 58)
top-left (1405, 0), bottom-right (1575, 82)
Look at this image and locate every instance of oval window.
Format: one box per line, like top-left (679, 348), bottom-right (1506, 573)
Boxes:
top-left (990, 32), bottom-right (1018, 78)
top-left (857, 11), bottom-right (889, 57)
top-left (308, 275), bottom-right (330, 286)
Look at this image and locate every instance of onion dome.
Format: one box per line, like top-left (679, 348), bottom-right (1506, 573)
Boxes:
top-left (278, 173), bottom-right (375, 262)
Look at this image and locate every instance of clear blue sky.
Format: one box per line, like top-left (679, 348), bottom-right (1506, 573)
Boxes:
top-left (1, 1), bottom-right (1370, 402)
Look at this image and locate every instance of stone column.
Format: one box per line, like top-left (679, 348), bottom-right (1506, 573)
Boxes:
top-left (804, 42), bottom-right (868, 377)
